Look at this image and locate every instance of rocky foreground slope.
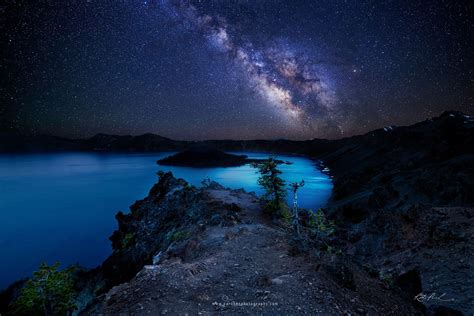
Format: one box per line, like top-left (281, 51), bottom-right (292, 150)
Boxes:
top-left (79, 172), bottom-right (419, 315)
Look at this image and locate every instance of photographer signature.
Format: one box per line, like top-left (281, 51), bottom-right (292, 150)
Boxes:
top-left (414, 292), bottom-right (456, 303)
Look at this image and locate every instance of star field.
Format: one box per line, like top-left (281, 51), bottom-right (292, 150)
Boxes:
top-left (2, 0), bottom-right (472, 140)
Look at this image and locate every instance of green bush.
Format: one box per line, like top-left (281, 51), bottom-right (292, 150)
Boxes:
top-left (280, 206), bottom-right (292, 225)
top-left (122, 232), bottom-right (135, 249)
top-left (201, 176), bottom-right (212, 187)
top-left (10, 262), bottom-right (76, 316)
top-left (308, 209), bottom-right (336, 236)
top-left (172, 230), bottom-right (190, 242)
top-left (166, 229), bottom-right (190, 243)
top-left (380, 272), bottom-right (395, 289)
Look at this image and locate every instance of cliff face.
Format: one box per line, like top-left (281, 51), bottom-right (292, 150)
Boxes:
top-left (311, 111), bottom-right (474, 314)
top-left (99, 172), bottom-right (238, 287)
top-left (312, 111), bottom-right (473, 207)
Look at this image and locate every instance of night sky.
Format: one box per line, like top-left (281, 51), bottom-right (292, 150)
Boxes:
top-left (2, 0), bottom-right (472, 140)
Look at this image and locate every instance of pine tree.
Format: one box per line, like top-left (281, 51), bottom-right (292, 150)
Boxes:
top-left (252, 157), bottom-right (288, 218)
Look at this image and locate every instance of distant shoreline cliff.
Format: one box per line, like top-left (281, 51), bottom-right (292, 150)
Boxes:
top-left (2, 111), bottom-right (471, 155)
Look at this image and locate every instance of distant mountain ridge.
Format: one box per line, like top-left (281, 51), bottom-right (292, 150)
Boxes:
top-left (0, 132), bottom-right (187, 153)
top-left (1, 111), bottom-right (472, 155)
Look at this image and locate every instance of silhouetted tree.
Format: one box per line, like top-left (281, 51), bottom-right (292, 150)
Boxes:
top-left (290, 179), bottom-right (305, 236)
top-left (253, 157), bottom-right (288, 218)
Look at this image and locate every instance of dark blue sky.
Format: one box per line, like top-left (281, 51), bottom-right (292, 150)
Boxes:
top-left (2, 0), bottom-right (472, 140)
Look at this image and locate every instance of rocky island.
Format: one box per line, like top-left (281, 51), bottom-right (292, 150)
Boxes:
top-left (157, 148), bottom-right (285, 167)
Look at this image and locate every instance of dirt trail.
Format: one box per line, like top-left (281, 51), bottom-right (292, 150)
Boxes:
top-left (92, 188), bottom-right (417, 315)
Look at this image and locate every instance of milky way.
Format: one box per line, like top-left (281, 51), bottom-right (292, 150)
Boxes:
top-left (159, 0), bottom-right (340, 132)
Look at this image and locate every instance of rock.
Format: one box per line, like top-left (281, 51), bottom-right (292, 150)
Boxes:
top-left (271, 277), bottom-right (284, 285)
top-left (395, 269), bottom-right (422, 299)
top-left (429, 305), bottom-right (463, 316)
top-left (209, 213), bottom-right (222, 226)
top-left (324, 260), bottom-right (356, 290)
top-left (152, 252), bottom-right (163, 265)
top-left (254, 275), bottom-right (272, 287)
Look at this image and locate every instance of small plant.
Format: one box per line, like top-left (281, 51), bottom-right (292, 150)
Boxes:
top-left (325, 244), bottom-right (334, 254)
top-left (122, 232), bottom-right (135, 249)
top-left (201, 176), bottom-right (212, 187)
top-left (173, 230), bottom-right (190, 242)
top-left (380, 271), bottom-right (395, 289)
top-left (262, 199), bottom-right (290, 217)
top-left (183, 183), bottom-right (196, 192)
top-left (10, 262), bottom-right (76, 316)
top-left (308, 209), bottom-right (336, 236)
top-left (280, 207), bottom-right (292, 225)
top-left (166, 229), bottom-right (190, 243)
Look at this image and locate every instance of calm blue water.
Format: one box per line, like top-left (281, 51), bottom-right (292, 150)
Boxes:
top-left (0, 152), bottom-right (332, 288)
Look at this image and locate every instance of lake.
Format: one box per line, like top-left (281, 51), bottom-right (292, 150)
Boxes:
top-left (0, 152), bottom-right (332, 288)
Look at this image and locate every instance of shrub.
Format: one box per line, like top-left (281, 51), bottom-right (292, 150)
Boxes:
top-left (122, 233), bottom-right (135, 249)
top-left (308, 209), bottom-right (336, 236)
top-left (166, 230), bottom-right (190, 243)
top-left (10, 262), bottom-right (76, 316)
top-left (380, 272), bottom-right (395, 289)
top-left (280, 207), bottom-right (292, 225)
top-left (172, 230), bottom-right (190, 242)
top-left (201, 176), bottom-right (212, 187)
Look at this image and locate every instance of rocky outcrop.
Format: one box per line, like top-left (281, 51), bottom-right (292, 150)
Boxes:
top-left (93, 172), bottom-right (245, 292)
top-left (80, 172), bottom-right (419, 315)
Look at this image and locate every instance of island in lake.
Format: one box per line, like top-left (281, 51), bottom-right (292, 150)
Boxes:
top-left (157, 148), bottom-right (286, 167)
